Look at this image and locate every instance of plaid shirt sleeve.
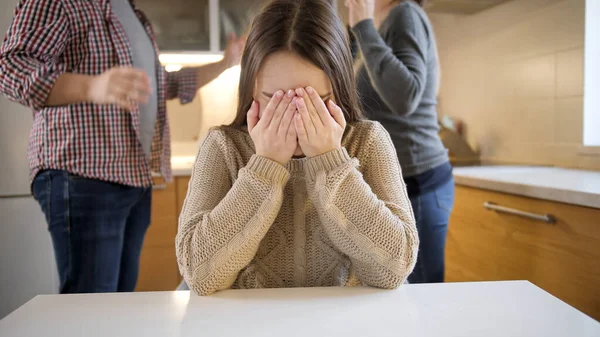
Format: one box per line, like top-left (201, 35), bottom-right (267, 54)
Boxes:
top-left (0, 0), bottom-right (70, 111)
top-left (165, 67), bottom-right (199, 104)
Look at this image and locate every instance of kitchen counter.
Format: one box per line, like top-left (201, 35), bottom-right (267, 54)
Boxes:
top-left (453, 166), bottom-right (600, 209)
top-left (171, 155), bottom-right (196, 176)
top-left (1, 281), bottom-right (598, 337)
top-left (170, 141), bottom-right (198, 176)
top-left (172, 145), bottom-right (600, 209)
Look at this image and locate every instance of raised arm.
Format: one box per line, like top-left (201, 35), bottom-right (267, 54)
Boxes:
top-left (351, 4), bottom-right (429, 116)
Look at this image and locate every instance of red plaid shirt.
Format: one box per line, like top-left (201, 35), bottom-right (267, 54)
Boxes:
top-left (0, 0), bottom-right (198, 187)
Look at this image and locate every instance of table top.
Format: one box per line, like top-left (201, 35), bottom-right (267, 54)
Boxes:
top-left (1, 281), bottom-right (598, 337)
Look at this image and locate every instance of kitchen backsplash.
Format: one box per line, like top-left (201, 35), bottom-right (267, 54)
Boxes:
top-left (430, 0), bottom-right (599, 170)
top-left (165, 0), bottom-right (598, 170)
top-left (166, 59), bottom-right (240, 143)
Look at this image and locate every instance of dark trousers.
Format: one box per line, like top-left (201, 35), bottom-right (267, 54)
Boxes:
top-left (408, 177), bottom-right (455, 283)
top-left (32, 170), bottom-right (151, 293)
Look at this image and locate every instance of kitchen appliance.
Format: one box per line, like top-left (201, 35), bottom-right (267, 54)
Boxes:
top-left (0, 0), bottom-right (58, 319)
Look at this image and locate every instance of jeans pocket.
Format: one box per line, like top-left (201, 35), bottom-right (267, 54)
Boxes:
top-left (434, 178), bottom-right (455, 213)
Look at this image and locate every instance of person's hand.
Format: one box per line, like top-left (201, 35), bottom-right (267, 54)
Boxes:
top-left (87, 67), bottom-right (151, 111)
top-left (345, 0), bottom-right (375, 28)
top-left (293, 87), bottom-right (346, 158)
top-left (223, 32), bottom-right (246, 69)
top-left (247, 90), bottom-right (298, 166)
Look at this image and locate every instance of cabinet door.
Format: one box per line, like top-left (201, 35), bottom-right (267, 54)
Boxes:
top-left (218, 0), bottom-right (340, 50)
top-left (136, 178), bottom-right (179, 291)
top-left (136, 0), bottom-right (210, 51)
top-left (218, 0), bottom-right (265, 50)
top-left (176, 176), bottom-right (191, 218)
top-left (446, 186), bottom-right (600, 320)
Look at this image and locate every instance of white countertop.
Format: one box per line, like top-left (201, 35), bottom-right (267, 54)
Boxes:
top-left (1, 281), bottom-right (598, 337)
top-left (453, 166), bottom-right (600, 209)
top-left (170, 141), bottom-right (198, 177)
top-left (171, 155), bottom-right (196, 176)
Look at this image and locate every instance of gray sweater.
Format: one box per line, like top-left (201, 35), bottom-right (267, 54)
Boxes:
top-left (352, 1), bottom-right (448, 177)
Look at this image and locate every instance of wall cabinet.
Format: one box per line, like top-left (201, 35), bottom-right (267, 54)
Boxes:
top-left (136, 176), bottom-right (191, 291)
top-left (446, 185), bottom-right (600, 320)
top-left (137, 0), bottom-right (264, 52)
top-left (137, 0), bottom-right (339, 52)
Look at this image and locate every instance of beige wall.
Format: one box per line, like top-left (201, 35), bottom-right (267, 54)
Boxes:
top-left (430, 0), bottom-right (600, 170)
top-left (166, 63), bottom-right (240, 143)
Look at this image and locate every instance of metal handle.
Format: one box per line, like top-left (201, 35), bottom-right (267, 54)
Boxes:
top-left (152, 183), bottom-right (168, 191)
top-left (483, 202), bottom-right (556, 224)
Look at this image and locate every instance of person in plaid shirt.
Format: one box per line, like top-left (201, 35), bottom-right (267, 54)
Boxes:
top-left (0, 0), bottom-right (244, 293)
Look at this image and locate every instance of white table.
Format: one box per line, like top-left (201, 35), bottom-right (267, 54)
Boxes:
top-left (1, 281), bottom-right (598, 337)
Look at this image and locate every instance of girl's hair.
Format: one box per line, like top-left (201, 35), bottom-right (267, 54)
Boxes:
top-left (230, 0), bottom-right (363, 127)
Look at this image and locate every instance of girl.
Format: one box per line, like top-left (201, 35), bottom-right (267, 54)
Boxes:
top-left (176, 0), bottom-right (419, 296)
top-left (346, 0), bottom-right (454, 283)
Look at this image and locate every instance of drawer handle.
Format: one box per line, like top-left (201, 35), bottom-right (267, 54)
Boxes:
top-left (483, 202), bottom-right (556, 224)
top-left (152, 183), bottom-right (168, 191)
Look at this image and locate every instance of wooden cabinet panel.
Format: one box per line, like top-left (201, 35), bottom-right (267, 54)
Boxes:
top-left (145, 179), bottom-right (177, 247)
top-left (446, 186), bottom-right (600, 320)
top-left (136, 176), bottom-right (191, 292)
top-left (150, 178), bottom-right (177, 219)
top-left (136, 246), bottom-right (180, 291)
top-left (175, 176), bottom-right (191, 218)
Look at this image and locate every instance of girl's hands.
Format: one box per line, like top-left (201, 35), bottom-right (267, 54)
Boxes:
top-left (247, 90), bottom-right (298, 165)
top-left (294, 87), bottom-right (346, 158)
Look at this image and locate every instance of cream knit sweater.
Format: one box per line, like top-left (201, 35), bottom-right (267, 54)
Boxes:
top-left (176, 120), bottom-right (419, 295)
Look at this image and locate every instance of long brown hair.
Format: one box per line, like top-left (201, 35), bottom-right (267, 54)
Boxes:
top-left (230, 0), bottom-right (363, 127)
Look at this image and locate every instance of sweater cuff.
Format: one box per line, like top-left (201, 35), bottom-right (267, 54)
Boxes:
top-left (351, 19), bottom-right (380, 44)
top-left (246, 155), bottom-right (290, 185)
top-left (305, 148), bottom-right (351, 180)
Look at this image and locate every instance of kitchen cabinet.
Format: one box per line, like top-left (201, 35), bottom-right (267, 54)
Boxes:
top-left (136, 0), bottom-right (264, 52)
top-left (136, 176), bottom-right (191, 291)
top-left (218, 0), bottom-right (267, 48)
top-left (136, 0), bottom-right (211, 51)
top-left (446, 185), bottom-right (600, 320)
top-left (137, 0), bottom-right (339, 52)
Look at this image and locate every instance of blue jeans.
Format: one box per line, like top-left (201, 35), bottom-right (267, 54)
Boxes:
top-left (407, 177), bottom-right (455, 283)
top-left (32, 170), bottom-right (151, 293)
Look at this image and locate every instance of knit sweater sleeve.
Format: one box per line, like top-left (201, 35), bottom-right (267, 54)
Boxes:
top-left (305, 123), bottom-right (419, 289)
top-left (176, 130), bottom-right (290, 296)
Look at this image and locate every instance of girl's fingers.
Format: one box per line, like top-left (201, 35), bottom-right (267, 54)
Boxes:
top-left (247, 100), bottom-right (259, 133)
top-left (296, 97), bottom-right (316, 139)
top-left (328, 100), bottom-right (347, 129)
top-left (295, 88), bottom-right (321, 127)
top-left (294, 113), bottom-right (308, 144)
top-left (287, 117), bottom-right (297, 143)
top-left (271, 89), bottom-right (294, 131)
top-left (258, 90), bottom-right (284, 127)
top-left (305, 86), bottom-right (331, 126)
top-left (278, 97), bottom-right (297, 136)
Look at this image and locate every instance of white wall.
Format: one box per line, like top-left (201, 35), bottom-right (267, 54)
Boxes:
top-left (0, 198), bottom-right (57, 319)
top-left (430, 0), bottom-right (600, 170)
top-left (0, 0), bottom-right (58, 319)
top-left (584, 0), bottom-right (600, 146)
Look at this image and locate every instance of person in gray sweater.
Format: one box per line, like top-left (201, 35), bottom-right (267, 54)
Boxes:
top-left (346, 0), bottom-right (454, 283)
